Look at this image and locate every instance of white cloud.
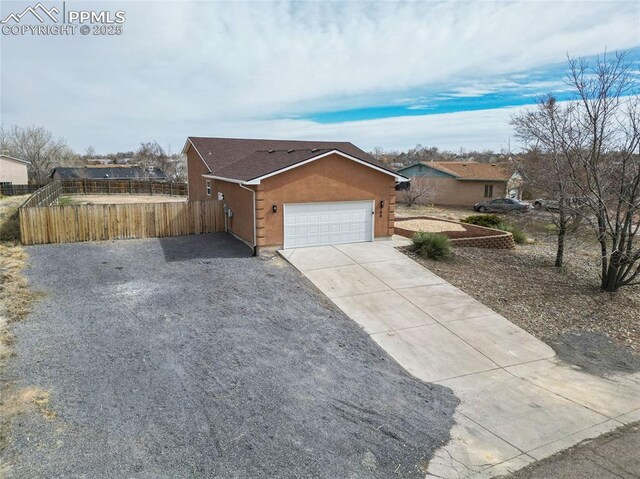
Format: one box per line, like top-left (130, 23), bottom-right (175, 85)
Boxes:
top-left (167, 104), bottom-right (525, 154)
top-left (1, 0), bottom-right (638, 152)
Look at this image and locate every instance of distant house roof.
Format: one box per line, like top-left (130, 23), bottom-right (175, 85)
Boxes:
top-left (397, 161), bottom-right (512, 181)
top-left (183, 137), bottom-right (408, 184)
top-left (0, 154), bottom-right (31, 165)
top-left (50, 166), bottom-right (166, 180)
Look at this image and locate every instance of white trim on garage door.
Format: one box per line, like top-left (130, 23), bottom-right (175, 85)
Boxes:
top-left (283, 200), bottom-right (374, 249)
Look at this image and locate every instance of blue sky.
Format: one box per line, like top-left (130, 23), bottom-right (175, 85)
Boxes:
top-left (305, 50), bottom-right (640, 123)
top-left (1, 1), bottom-right (639, 153)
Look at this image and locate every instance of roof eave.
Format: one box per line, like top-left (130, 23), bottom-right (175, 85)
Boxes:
top-left (201, 173), bottom-right (247, 185)
top-left (183, 138), bottom-right (212, 173)
top-left (455, 178), bottom-right (509, 182)
top-left (1, 155), bottom-right (31, 165)
top-left (397, 162), bottom-right (459, 178)
top-left (244, 149), bottom-right (408, 185)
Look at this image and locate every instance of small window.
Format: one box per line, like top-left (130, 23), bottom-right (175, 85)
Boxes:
top-left (206, 180), bottom-right (211, 196)
top-left (484, 184), bottom-right (493, 198)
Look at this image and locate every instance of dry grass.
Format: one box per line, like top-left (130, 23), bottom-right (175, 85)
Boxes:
top-left (59, 194), bottom-right (187, 205)
top-left (0, 196), bottom-right (49, 458)
top-left (0, 196), bottom-right (27, 243)
top-left (0, 243), bottom-right (44, 326)
top-left (1, 388), bottom-right (55, 420)
top-left (0, 196), bottom-right (42, 326)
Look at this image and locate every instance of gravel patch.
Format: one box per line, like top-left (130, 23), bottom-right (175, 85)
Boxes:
top-left (4, 234), bottom-right (458, 478)
top-left (505, 422), bottom-right (640, 479)
top-left (551, 330), bottom-right (640, 376)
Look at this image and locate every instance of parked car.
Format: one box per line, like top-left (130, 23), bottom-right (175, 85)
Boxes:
top-left (534, 197), bottom-right (594, 213)
top-left (533, 198), bottom-right (560, 211)
top-left (473, 198), bottom-right (531, 213)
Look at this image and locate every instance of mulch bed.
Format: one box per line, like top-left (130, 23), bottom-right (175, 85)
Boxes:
top-left (409, 241), bottom-right (640, 355)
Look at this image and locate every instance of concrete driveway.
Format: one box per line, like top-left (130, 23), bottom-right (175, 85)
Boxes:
top-left (5, 234), bottom-right (459, 478)
top-left (280, 239), bottom-right (640, 478)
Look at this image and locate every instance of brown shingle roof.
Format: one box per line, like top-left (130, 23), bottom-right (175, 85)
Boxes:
top-left (421, 162), bottom-right (511, 181)
top-left (185, 137), bottom-right (402, 182)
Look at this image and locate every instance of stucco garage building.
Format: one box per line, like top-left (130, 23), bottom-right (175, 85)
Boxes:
top-left (184, 137), bottom-right (408, 254)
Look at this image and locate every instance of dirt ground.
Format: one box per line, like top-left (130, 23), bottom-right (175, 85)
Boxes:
top-left (396, 204), bottom-right (475, 221)
top-left (57, 194), bottom-right (187, 205)
top-left (505, 422), bottom-right (640, 479)
top-left (397, 204), bottom-right (640, 360)
top-left (395, 218), bottom-right (466, 233)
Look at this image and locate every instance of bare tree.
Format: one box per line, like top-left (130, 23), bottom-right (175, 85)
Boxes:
top-left (1, 125), bottom-right (78, 183)
top-left (84, 145), bottom-right (97, 158)
top-left (397, 177), bottom-right (436, 206)
top-left (134, 141), bottom-right (166, 178)
top-left (133, 141), bottom-right (186, 181)
top-left (511, 96), bottom-right (580, 267)
top-left (169, 155), bottom-right (188, 182)
top-left (564, 53), bottom-right (640, 291)
top-left (512, 52), bottom-right (640, 291)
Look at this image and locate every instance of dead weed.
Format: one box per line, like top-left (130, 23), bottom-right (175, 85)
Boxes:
top-left (0, 196), bottom-right (49, 461)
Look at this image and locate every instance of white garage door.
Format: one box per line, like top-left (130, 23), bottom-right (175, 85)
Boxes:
top-left (284, 201), bottom-right (374, 249)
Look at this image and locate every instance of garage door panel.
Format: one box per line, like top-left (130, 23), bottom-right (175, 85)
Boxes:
top-left (284, 201), bottom-right (373, 249)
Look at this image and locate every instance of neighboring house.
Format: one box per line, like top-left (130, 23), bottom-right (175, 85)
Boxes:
top-left (0, 154), bottom-right (30, 184)
top-left (507, 171), bottom-right (524, 200)
top-left (183, 136), bottom-right (408, 254)
top-left (50, 165), bottom-right (167, 181)
top-left (86, 158), bottom-right (113, 165)
top-left (396, 161), bottom-right (512, 206)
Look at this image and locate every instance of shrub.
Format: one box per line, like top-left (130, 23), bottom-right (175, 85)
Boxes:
top-left (461, 214), bottom-right (502, 228)
top-left (411, 232), bottom-right (452, 260)
top-left (496, 223), bottom-right (527, 244)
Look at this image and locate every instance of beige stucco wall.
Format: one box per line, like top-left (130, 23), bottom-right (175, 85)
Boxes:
top-left (258, 153), bottom-right (396, 248)
top-left (0, 157), bottom-right (29, 184)
top-left (401, 177), bottom-right (507, 206)
top-left (186, 146), bottom-right (210, 202)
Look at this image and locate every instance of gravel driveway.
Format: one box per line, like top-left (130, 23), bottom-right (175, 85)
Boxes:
top-left (4, 234), bottom-right (457, 478)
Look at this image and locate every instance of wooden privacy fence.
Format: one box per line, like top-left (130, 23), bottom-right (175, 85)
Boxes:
top-left (0, 183), bottom-right (47, 196)
top-left (19, 200), bottom-right (225, 245)
top-left (20, 181), bottom-right (63, 208)
top-left (61, 179), bottom-right (187, 196)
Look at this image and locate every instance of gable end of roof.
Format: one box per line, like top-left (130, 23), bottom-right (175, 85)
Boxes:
top-left (243, 149), bottom-right (409, 184)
